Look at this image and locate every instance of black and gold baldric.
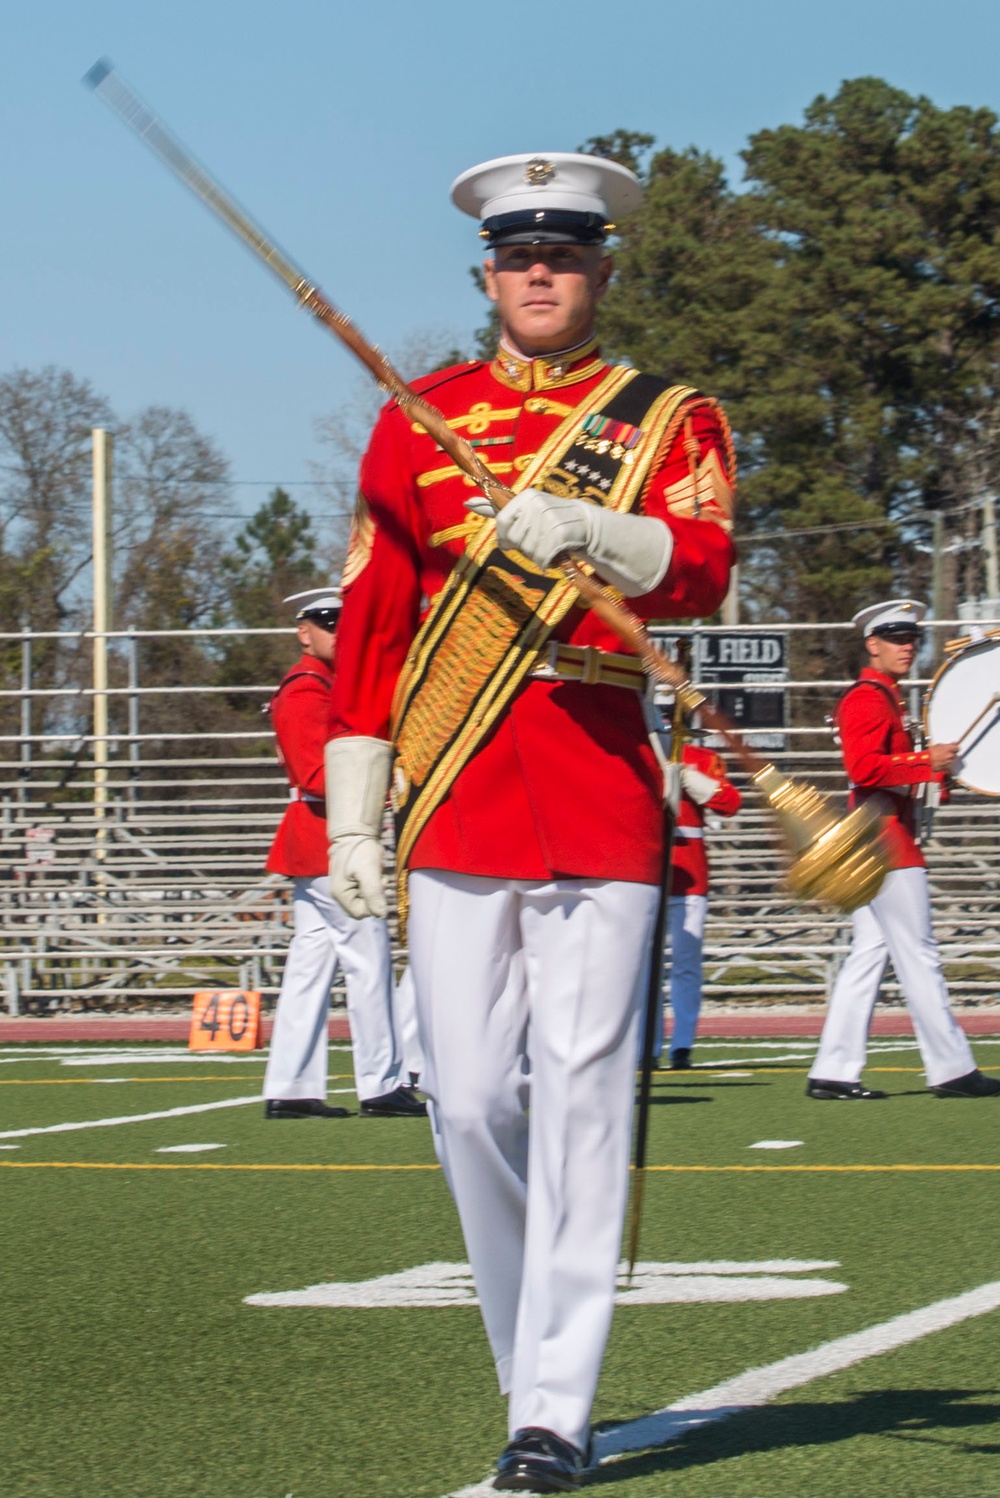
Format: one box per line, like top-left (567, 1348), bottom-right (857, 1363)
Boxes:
top-left (390, 367), bottom-right (703, 931)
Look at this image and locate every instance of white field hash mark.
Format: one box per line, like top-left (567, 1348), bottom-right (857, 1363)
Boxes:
top-left (0, 1095), bottom-right (263, 1139)
top-left (157, 1142), bottom-right (227, 1154)
top-left (0, 1087), bottom-right (355, 1140)
top-left (443, 1278), bottom-right (1000, 1498)
top-left (245, 1259), bottom-right (846, 1309)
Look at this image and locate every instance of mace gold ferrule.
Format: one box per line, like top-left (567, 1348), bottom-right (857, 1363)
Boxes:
top-left (751, 765), bottom-right (892, 911)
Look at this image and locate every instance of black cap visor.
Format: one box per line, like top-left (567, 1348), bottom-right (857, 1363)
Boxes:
top-left (481, 208), bottom-right (609, 246)
top-left (871, 623), bottom-right (919, 642)
top-left (299, 607), bottom-right (341, 630)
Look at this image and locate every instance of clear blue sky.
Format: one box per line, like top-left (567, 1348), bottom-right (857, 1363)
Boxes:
top-left (5, 0), bottom-right (1000, 525)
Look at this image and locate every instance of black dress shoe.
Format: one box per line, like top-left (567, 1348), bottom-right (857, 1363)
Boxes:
top-left (670, 1047), bottom-right (692, 1070)
top-left (493, 1427), bottom-right (589, 1493)
top-left (805, 1078), bottom-right (888, 1100)
top-left (359, 1085), bottom-right (427, 1118)
top-left (932, 1069), bottom-right (1000, 1098)
top-left (264, 1098), bottom-right (351, 1118)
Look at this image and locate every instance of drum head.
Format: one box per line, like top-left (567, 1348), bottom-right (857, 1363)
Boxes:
top-left (924, 637), bottom-right (1000, 796)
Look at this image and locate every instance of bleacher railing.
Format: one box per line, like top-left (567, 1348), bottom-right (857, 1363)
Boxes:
top-left (1, 621), bottom-right (997, 1015)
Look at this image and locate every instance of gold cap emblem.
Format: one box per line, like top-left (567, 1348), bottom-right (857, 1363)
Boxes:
top-left (524, 157), bottom-right (554, 186)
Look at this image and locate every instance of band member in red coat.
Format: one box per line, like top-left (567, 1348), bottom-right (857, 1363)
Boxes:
top-left (325, 154), bottom-right (736, 1492)
top-left (653, 741), bottom-right (741, 1069)
top-left (807, 598), bottom-right (998, 1101)
top-left (262, 588), bottom-right (425, 1119)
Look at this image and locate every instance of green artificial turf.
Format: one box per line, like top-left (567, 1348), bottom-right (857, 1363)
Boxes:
top-left (1, 1037), bottom-right (999, 1496)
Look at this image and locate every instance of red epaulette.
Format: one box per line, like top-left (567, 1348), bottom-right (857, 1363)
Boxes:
top-left (388, 360), bottom-right (486, 407)
top-left (262, 669), bottom-right (332, 717)
top-left (836, 677), bottom-right (901, 716)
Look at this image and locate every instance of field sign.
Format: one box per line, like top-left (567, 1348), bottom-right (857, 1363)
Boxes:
top-left (189, 990), bottom-right (263, 1052)
top-left (648, 629), bottom-right (789, 751)
top-left (24, 826), bottom-right (57, 866)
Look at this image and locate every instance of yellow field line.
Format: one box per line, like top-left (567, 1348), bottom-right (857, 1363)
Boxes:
top-left (5, 1067), bottom-right (969, 1083)
top-left (643, 1163), bottom-right (1000, 1172)
top-left (0, 1069), bottom-right (928, 1086)
top-left (1, 1160), bottom-right (998, 1173)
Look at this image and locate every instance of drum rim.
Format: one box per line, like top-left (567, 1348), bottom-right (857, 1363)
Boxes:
top-left (923, 635), bottom-right (1000, 799)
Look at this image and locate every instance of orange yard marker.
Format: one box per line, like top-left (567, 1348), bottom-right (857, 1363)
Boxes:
top-left (189, 991), bottom-right (263, 1052)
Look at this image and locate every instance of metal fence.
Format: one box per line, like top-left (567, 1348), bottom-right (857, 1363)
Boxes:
top-left (1, 620), bottom-right (997, 1015)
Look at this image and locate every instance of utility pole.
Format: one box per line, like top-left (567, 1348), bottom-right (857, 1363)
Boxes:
top-left (722, 563), bottom-right (740, 626)
top-left (92, 430), bottom-right (113, 895)
top-left (984, 493), bottom-right (999, 608)
top-left (931, 511), bottom-right (944, 643)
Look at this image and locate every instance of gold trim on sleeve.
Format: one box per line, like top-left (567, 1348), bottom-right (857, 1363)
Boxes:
top-left (340, 492), bottom-right (376, 588)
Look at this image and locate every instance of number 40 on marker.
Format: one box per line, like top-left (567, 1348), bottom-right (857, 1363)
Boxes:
top-left (189, 990), bottom-right (263, 1052)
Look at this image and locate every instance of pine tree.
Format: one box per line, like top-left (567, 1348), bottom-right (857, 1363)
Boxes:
top-left (214, 488), bottom-right (325, 703)
top-left (586, 80), bottom-right (1000, 659)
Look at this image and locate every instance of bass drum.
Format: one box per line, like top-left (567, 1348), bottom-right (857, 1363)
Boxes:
top-left (924, 632), bottom-right (1000, 797)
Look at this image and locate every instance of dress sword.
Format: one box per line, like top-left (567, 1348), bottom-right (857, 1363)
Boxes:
top-left (626, 672), bottom-right (688, 1279)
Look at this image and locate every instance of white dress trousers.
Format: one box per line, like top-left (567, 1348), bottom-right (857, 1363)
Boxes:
top-left (810, 866), bottom-right (975, 1089)
top-left (393, 964), bottom-right (425, 1083)
top-left (407, 869), bottom-right (660, 1454)
top-left (263, 875), bottom-right (403, 1103)
top-left (662, 893), bottom-right (709, 1055)
top-left (651, 894), bottom-right (709, 1060)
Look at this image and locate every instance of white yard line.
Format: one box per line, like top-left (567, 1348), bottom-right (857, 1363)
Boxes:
top-left (692, 1043), bottom-right (920, 1068)
top-left (0, 1089), bottom-right (354, 1140)
top-left (0, 1049), bottom-right (261, 1067)
top-left (442, 1279), bottom-right (1000, 1497)
top-left (57, 1046), bottom-right (352, 1067)
top-left (60, 1051), bottom-right (264, 1067)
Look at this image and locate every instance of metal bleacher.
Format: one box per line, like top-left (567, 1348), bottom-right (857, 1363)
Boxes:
top-left (701, 771), bottom-right (1000, 1004)
top-left (1, 622), bottom-right (997, 1016)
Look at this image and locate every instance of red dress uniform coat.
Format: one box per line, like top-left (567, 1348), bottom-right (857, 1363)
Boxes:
top-left (837, 666), bottom-right (945, 871)
top-left (329, 346), bottom-right (736, 885)
top-left (266, 654), bottom-right (334, 878)
top-left (670, 744), bottom-right (742, 897)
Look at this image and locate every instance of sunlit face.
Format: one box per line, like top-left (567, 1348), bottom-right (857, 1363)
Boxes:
top-left (297, 617), bottom-right (336, 663)
top-left (483, 243), bottom-right (613, 358)
top-left (866, 630), bottom-right (919, 680)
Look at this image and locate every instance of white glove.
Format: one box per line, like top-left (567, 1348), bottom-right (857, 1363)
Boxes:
top-left (467, 487), bottom-right (672, 596)
top-left (680, 763), bottom-right (720, 807)
top-left (325, 737), bottom-right (393, 919)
